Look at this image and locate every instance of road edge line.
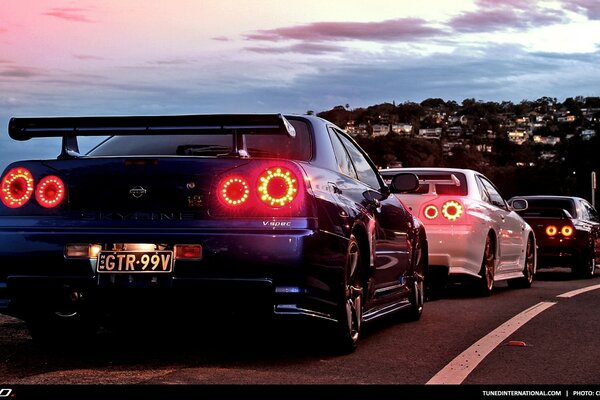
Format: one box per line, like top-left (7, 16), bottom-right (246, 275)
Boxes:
top-left (425, 301), bottom-right (556, 385)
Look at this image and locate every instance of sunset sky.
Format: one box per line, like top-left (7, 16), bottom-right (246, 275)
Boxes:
top-left (1, 0), bottom-right (599, 166)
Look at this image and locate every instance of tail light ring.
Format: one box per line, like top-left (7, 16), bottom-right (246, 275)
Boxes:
top-left (424, 205), bottom-right (438, 220)
top-left (546, 225), bottom-right (557, 236)
top-left (36, 175), bottom-right (66, 208)
top-left (561, 226), bottom-right (574, 237)
top-left (257, 167), bottom-right (298, 207)
top-left (1, 167), bottom-right (35, 208)
top-left (441, 200), bottom-right (463, 221)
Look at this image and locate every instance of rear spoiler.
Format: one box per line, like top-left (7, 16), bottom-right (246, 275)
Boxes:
top-left (418, 174), bottom-right (461, 186)
top-left (8, 113), bottom-right (296, 159)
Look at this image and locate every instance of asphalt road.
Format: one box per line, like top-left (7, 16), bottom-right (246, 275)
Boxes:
top-left (1, 267), bottom-right (599, 398)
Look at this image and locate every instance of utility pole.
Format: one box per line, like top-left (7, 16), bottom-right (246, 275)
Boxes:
top-left (592, 171), bottom-right (597, 208)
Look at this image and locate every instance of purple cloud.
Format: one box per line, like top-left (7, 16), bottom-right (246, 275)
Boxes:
top-left (246, 42), bottom-right (345, 55)
top-left (245, 18), bottom-right (442, 43)
top-left (562, 0), bottom-right (600, 20)
top-left (449, 2), bottom-right (566, 32)
top-left (73, 54), bottom-right (105, 60)
top-left (42, 7), bottom-right (95, 23)
top-left (0, 66), bottom-right (42, 78)
top-left (212, 36), bottom-right (230, 42)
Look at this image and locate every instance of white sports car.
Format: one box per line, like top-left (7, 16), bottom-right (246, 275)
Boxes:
top-left (380, 167), bottom-right (536, 296)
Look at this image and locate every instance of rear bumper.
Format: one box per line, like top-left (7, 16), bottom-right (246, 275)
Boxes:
top-left (0, 224), bottom-right (347, 323)
top-left (424, 225), bottom-right (484, 278)
top-left (534, 236), bottom-right (582, 268)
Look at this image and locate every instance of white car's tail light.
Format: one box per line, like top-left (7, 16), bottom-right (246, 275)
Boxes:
top-left (1, 167), bottom-right (35, 208)
top-left (441, 200), bottom-right (463, 221)
top-left (424, 205), bottom-right (438, 220)
top-left (35, 175), bottom-right (66, 208)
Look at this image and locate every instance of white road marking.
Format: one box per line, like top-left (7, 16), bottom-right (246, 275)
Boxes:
top-left (556, 283), bottom-right (600, 298)
top-left (426, 301), bottom-right (556, 385)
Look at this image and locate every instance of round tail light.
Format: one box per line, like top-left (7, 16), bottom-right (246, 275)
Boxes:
top-left (257, 167), bottom-right (298, 207)
top-left (35, 175), bottom-right (65, 208)
top-left (546, 225), bottom-right (557, 236)
top-left (424, 205), bottom-right (438, 220)
top-left (442, 200), bottom-right (463, 221)
top-left (219, 177), bottom-right (250, 206)
top-left (1, 167), bottom-right (34, 208)
top-left (561, 226), bottom-right (573, 237)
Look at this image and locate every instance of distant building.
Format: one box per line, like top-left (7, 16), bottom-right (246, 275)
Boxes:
top-left (533, 135), bottom-right (560, 145)
top-left (508, 130), bottom-right (529, 145)
top-left (417, 127), bottom-right (442, 140)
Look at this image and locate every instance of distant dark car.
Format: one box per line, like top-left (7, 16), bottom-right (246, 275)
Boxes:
top-left (509, 195), bottom-right (600, 278)
top-left (0, 113), bottom-right (427, 352)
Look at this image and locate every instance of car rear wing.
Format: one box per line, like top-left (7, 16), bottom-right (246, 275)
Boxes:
top-left (8, 113), bottom-right (296, 159)
top-left (417, 174), bottom-right (461, 187)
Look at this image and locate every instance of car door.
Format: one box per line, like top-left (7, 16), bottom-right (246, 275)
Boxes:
top-left (476, 175), bottom-right (526, 271)
top-left (328, 127), bottom-right (413, 302)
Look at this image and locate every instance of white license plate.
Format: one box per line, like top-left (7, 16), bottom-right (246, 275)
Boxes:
top-left (96, 251), bottom-right (173, 273)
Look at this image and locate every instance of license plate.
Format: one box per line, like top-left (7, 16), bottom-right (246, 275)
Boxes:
top-left (96, 251), bottom-right (173, 273)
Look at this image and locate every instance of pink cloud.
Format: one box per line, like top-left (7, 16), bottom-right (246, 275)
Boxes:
top-left (42, 7), bottom-right (95, 23)
top-left (212, 36), bottom-right (230, 42)
top-left (245, 18), bottom-right (441, 43)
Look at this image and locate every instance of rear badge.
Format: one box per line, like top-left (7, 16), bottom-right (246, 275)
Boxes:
top-left (129, 186), bottom-right (147, 199)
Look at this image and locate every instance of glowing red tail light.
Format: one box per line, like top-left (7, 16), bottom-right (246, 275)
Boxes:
top-left (35, 175), bottom-right (65, 208)
top-left (1, 167), bottom-right (35, 208)
top-left (424, 205), bottom-right (438, 220)
top-left (212, 162), bottom-right (306, 217)
top-left (257, 167), bottom-right (298, 207)
top-left (441, 200), bottom-right (463, 221)
top-left (423, 200), bottom-right (464, 221)
top-left (561, 225), bottom-right (573, 237)
top-left (546, 225), bottom-right (557, 236)
top-left (218, 177), bottom-right (250, 206)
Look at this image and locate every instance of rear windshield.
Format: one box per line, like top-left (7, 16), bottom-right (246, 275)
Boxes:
top-left (520, 199), bottom-right (576, 217)
top-left (87, 119), bottom-right (312, 161)
top-left (381, 170), bottom-right (468, 196)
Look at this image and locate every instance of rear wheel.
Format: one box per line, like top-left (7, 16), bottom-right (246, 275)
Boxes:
top-left (508, 235), bottom-right (535, 289)
top-left (332, 234), bottom-right (364, 353)
top-left (406, 237), bottom-right (425, 321)
top-left (574, 244), bottom-right (596, 279)
top-left (478, 234), bottom-right (495, 296)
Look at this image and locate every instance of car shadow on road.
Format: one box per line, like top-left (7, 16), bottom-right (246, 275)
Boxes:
top-left (0, 312), bottom-right (362, 382)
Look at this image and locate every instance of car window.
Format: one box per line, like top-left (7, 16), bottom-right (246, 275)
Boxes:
top-left (582, 201), bottom-right (600, 223)
top-left (328, 129), bottom-right (358, 179)
top-left (477, 176), bottom-right (507, 209)
top-left (523, 198), bottom-right (577, 217)
top-left (87, 119), bottom-right (312, 161)
top-left (335, 130), bottom-right (381, 189)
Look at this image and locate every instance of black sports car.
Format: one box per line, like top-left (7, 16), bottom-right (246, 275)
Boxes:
top-left (509, 195), bottom-right (600, 278)
top-left (0, 113), bottom-right (427, 352)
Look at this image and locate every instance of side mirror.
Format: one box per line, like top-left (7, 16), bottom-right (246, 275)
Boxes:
top-left (510, 198), bottom-right (528, 211)
top-left (390, 173), bottom-right (420, 193)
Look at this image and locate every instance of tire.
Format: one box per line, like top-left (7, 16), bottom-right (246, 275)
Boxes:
top-left (574, 244), bottom-right (596, 279)
top-left (332, 234), bottom-right (364, 353)
top-left (508, 235), bottom-right (535, 289)
top-left (477, 234), bottom-right (495, 297)
top-left (406, 237), bottom-right (425, 321)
